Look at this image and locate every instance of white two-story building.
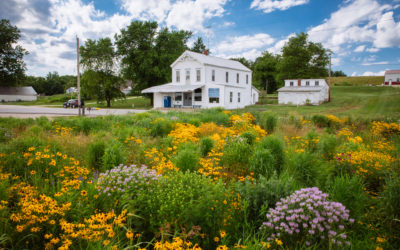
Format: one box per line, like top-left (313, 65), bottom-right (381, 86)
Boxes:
top-left (278, 79), bottom-right (329, 105)
top-left (384, 70), bottom-right (400, 86)
top-left (142, 50), bottom-right (259, 109)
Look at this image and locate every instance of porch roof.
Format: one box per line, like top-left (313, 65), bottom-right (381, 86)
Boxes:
top-left (141, 83), bottom-right (204, 93)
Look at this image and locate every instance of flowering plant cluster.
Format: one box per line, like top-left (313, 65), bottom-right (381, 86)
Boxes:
top-left (261, 187), bottom-right (354, 247)
top-left (97, 164), bottom-right (159, 197)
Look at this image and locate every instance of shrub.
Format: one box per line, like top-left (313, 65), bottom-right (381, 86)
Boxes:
top-left (318, 134), bottom-right (337, 160)
top-left (240, 131), bottom-right (257, 145)
top-left (173, 143), bottom-right (200, 172)
top-left (221, 137), bottom-right (252, 173)
top-left (249, 148), bottom-right (275, 178)
top-left (286, 152), bottom-right (320, 187)
top-left (86, 140), bottom-right (105, 170)
top-left (235, 175), bottom-right (296, 227)
top-left (149, 118), bottom-right (174, 137)
top-left (328, 175), bottom-right (367, 220)
top-left (378, 173), bottom-right (400, 220)
top-left (102, 141), bottom-right (126, 171)
top-left (311, 114), bottom-right (330, 128)
top-left (200, 137), bottom-right (214, 156)
top-left (259, 112), bottom-right (278, 133)
top-left (261, 187), bottom-right (354, 248)
top-left (258, 136), bottom-right (285, 174)
top-left (133, 171), bottom-right (233, 248)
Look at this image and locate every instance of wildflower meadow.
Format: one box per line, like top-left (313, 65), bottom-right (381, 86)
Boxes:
top-left (0, 109), bottom-right (399, 249)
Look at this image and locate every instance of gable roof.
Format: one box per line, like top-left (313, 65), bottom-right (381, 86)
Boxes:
top-left (0, 86), bottom-right (37, 95)
top-left (171, 50), bottom-right (251, 72)
top-left (385, 70), bottom-right (400, 75)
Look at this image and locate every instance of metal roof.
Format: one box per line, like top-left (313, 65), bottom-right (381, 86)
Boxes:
top-left (171, 50), bottom-right (251, 72)
top-left (277, 86), bottom-right (325, 92)
top-left (141, 83), bottom-right (204, 93)
top-left (0, 86), bottom-right (37, 95)
top-left (385, 70), bottom-right (400, 74)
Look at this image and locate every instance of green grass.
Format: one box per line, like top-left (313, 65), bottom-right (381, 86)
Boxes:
top-left (85, 96), bottom-right (151, 109)
top-left (330, 76), bottom-right (384, 86)
top-left (0, 94), bottom-right (70, 106)
top-left (247, 86), bottom-right (400, 119)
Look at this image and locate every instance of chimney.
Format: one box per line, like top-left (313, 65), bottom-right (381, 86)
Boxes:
top-left (298, 79), bottom-right (301, 86)
top-left (203, 49), bottom-right (208, 56)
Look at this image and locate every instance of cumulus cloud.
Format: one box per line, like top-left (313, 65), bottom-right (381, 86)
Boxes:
top-left (266, 33), bottom-right (295, 54)
top-left (354, 45), bottom-right (365, 52)
top-left (361, 61), bottom-right (388, 66)
top-left (121, 0), bottom-right (171, 23)
top-left (250, 0), bottom-right (309, 13)
top-left (361, 70), bottom-right (385, 76)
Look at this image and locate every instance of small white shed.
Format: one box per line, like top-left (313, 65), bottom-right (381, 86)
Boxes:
top-left (384, 70), bottom-right (400, 86)
top-left (278, 79), bottom-right (329, 105)
top-left (0, 86), bottom-right (38, 102)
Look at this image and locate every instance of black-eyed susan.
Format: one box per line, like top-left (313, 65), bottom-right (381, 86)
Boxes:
top-left (126, 230), bottom-right (133, 239)
top-left (214, 237), bottom-right (220, 242)
top-left (30, 170), bottom-right (36, 175)
top-left (80, 190), bottom-right (87, 196)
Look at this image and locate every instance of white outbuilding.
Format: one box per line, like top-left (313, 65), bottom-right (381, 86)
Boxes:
top-left (0, 86), bottom-right (38, 102)
top-left (141, 50), bottom-right (259, 109)
top-left (277, 79), bottom-right (329, 105)
top-left (384, 70), bottom-right (400, 86)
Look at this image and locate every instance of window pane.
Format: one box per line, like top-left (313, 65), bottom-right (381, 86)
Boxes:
top-left (236, 73), bottom-right (239, 83)
top-left (176, 71), bottom-right (180, 82)
top-left (226, 72), bottom-right (228, 83)
top-left (212, 70), bottom-right (215, 81)
top-left (196, 69), bottom-right (201, 82)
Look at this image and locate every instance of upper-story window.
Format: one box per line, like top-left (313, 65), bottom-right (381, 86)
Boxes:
top-left (315, 81), bottom-right (319, 86)
top-left (246, 74), bottom-right (249, 84)
top-left (212, 69), bottom-right (215, 81)
top-left (196, 69), bottom-right (201, 82)
top-left (176, 70), bottom-right (180, 82)
top-left (186, 69), bottom-right (190, 81)
top-left (236, 73), bottom-right (239, 84)
top-left (226, 72), bottom-right (229, 83)
top-left (306, 81), bottom-right (310, 86)
top-left (238, 92), bottom-right (241, 103)
top-left (290, 81), bottom-right (294, 86)
top-left (230, 92), bottom-right (233, 103)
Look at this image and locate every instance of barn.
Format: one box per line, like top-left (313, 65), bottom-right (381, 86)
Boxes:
top-left (0, 86), bottom-right (38, 102)
top-left (278, 79), bottom-right (329, 105)
top-left (384, 70), bottom-right (400, 86)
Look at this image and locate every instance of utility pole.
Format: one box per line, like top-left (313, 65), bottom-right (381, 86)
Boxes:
top-left (77, 36), bottom-right (81, 116)
top-left (328, 52), bottom-right (332, 102)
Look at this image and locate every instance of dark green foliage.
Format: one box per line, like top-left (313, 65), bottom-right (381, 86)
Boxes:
top-left (191, 37), bottom-right (208, 54)
top-left (86, 140), bottom-right (106, 170)
top-left (252, 51), bottom-right (280, 93)
top-left (311, 114), bottom-right (330, 128)
top-left (240, 131), bottom-right (257, 145)
top-left (0, 19), bottom-right (27, 86)
top-left (200, 137), bottom-right (214, 156)
top-left (173, 143), bottom-right (200, 172)
top-left (328, 175), bottom-right (367, 220)
top-left (286, 152), bottom-right (320, 187)
top-left (235, 175), bottom-right (296, 227)
top-left (318, 134), bottom-right (337, 160)
top-left (278, 32), bottom-right (329, 80)
top-left (102, 141), bottom-right (126, 170)
top-left (221, 137), bottom-right (252, 173)
top-left (379, 173), bottom-right (400, 220)
top-left (332, 70), bottom-right (347, 77)
top-left (258, 111), bottom-right (278, 133)
top-left (258, 136), bottom-right (285, 174)
top-left (149, 118), bottom-right (174, 137)
top-left (249, 148), bottom-right (275, 178)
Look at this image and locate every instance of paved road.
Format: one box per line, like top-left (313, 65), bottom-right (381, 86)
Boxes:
top-left (0, 105), bottom-right (147, 118)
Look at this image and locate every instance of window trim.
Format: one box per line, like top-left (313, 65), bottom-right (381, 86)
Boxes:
top-left (211, 69), bottom-right (215, 82)
top-left (196, 69), bottom-right (201, 82)
top-left (229, 91), bottom-right (233, 103)
top-left (176, 70), bottom-right (180, 82)
top-left (238, 92), bottom-right (241, 103)
top-left (236, 73), bottom-right (239, 84)
top-left (185, 69), bottom-right (190, 81)
top-left (226, 72), bottom-right (229, 83)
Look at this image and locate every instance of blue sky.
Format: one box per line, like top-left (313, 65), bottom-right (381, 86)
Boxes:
top-left (1, 0), bottom-right (400, 77)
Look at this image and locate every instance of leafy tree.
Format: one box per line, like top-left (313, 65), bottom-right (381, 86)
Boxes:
top-left (80, 38), bottom-right (123, 107)
top-left (332, 70), bottom-right (347, 77)
top-left (278, 32), bottom-right (329, 80)
top-left (24, 72), bottom-right (73, 95)
top-left (115, 21), bottom-right (191, 95)
top-left (0, 19), bottom-right (28, 86)
top-left (230, 57), bottom-right (253, 70)
top-left (253, 52), bottom-right (280, 93)
top-left (191, 37), bottom-right (208, 54)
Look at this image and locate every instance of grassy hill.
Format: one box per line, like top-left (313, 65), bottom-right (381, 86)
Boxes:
top-left (249, 85), bottom-right (400, 120)
top-left (329, 76), bottom-right (384, 86)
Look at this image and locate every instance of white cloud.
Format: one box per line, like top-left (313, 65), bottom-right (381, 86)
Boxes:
top-left (216, 33), bottom-right (275, 53)
top-left (266, 33), bottom-right (295, 54)
top-left (250, 0), bottom-right (309, 13)
top-left (361, 70), bottom-right (385, 76)
top-left (354, 45), bottom-right (365, 52)
top-left (351, 72), bottom-right (357, 76)
top-left (166, 0), bottom-right (227, 32)
top-left (361, 61), bottom-right (388, 66)
top-left (121, 0), bottom-right (171, 23)
top-left (366, 47), bottom-right (380, 52)
top-left (222, 21), bottom-right (235, 27)
top-left (374, 11), bottom-right (400, 48)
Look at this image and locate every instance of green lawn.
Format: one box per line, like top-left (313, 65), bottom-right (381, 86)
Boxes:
top-left (247, 86), bottom-right (400, 119)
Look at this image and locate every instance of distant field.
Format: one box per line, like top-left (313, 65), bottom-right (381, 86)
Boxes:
top-left (248, 85), bottom-right (400, 120)
top-left (329, 76), bottom-right (384, 86)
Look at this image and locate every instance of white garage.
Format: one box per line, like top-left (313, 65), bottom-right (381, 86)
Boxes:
top-left (0, 86), bottom-right (38, 102)
top-left (278, 79), bottom-right (329, 105)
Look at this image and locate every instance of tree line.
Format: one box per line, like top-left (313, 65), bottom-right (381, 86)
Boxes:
top-left (1, 18), bottom-right (346, 106)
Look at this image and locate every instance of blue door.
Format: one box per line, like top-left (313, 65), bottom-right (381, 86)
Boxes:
top-left (163, 96), bottom-right (171, 108)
